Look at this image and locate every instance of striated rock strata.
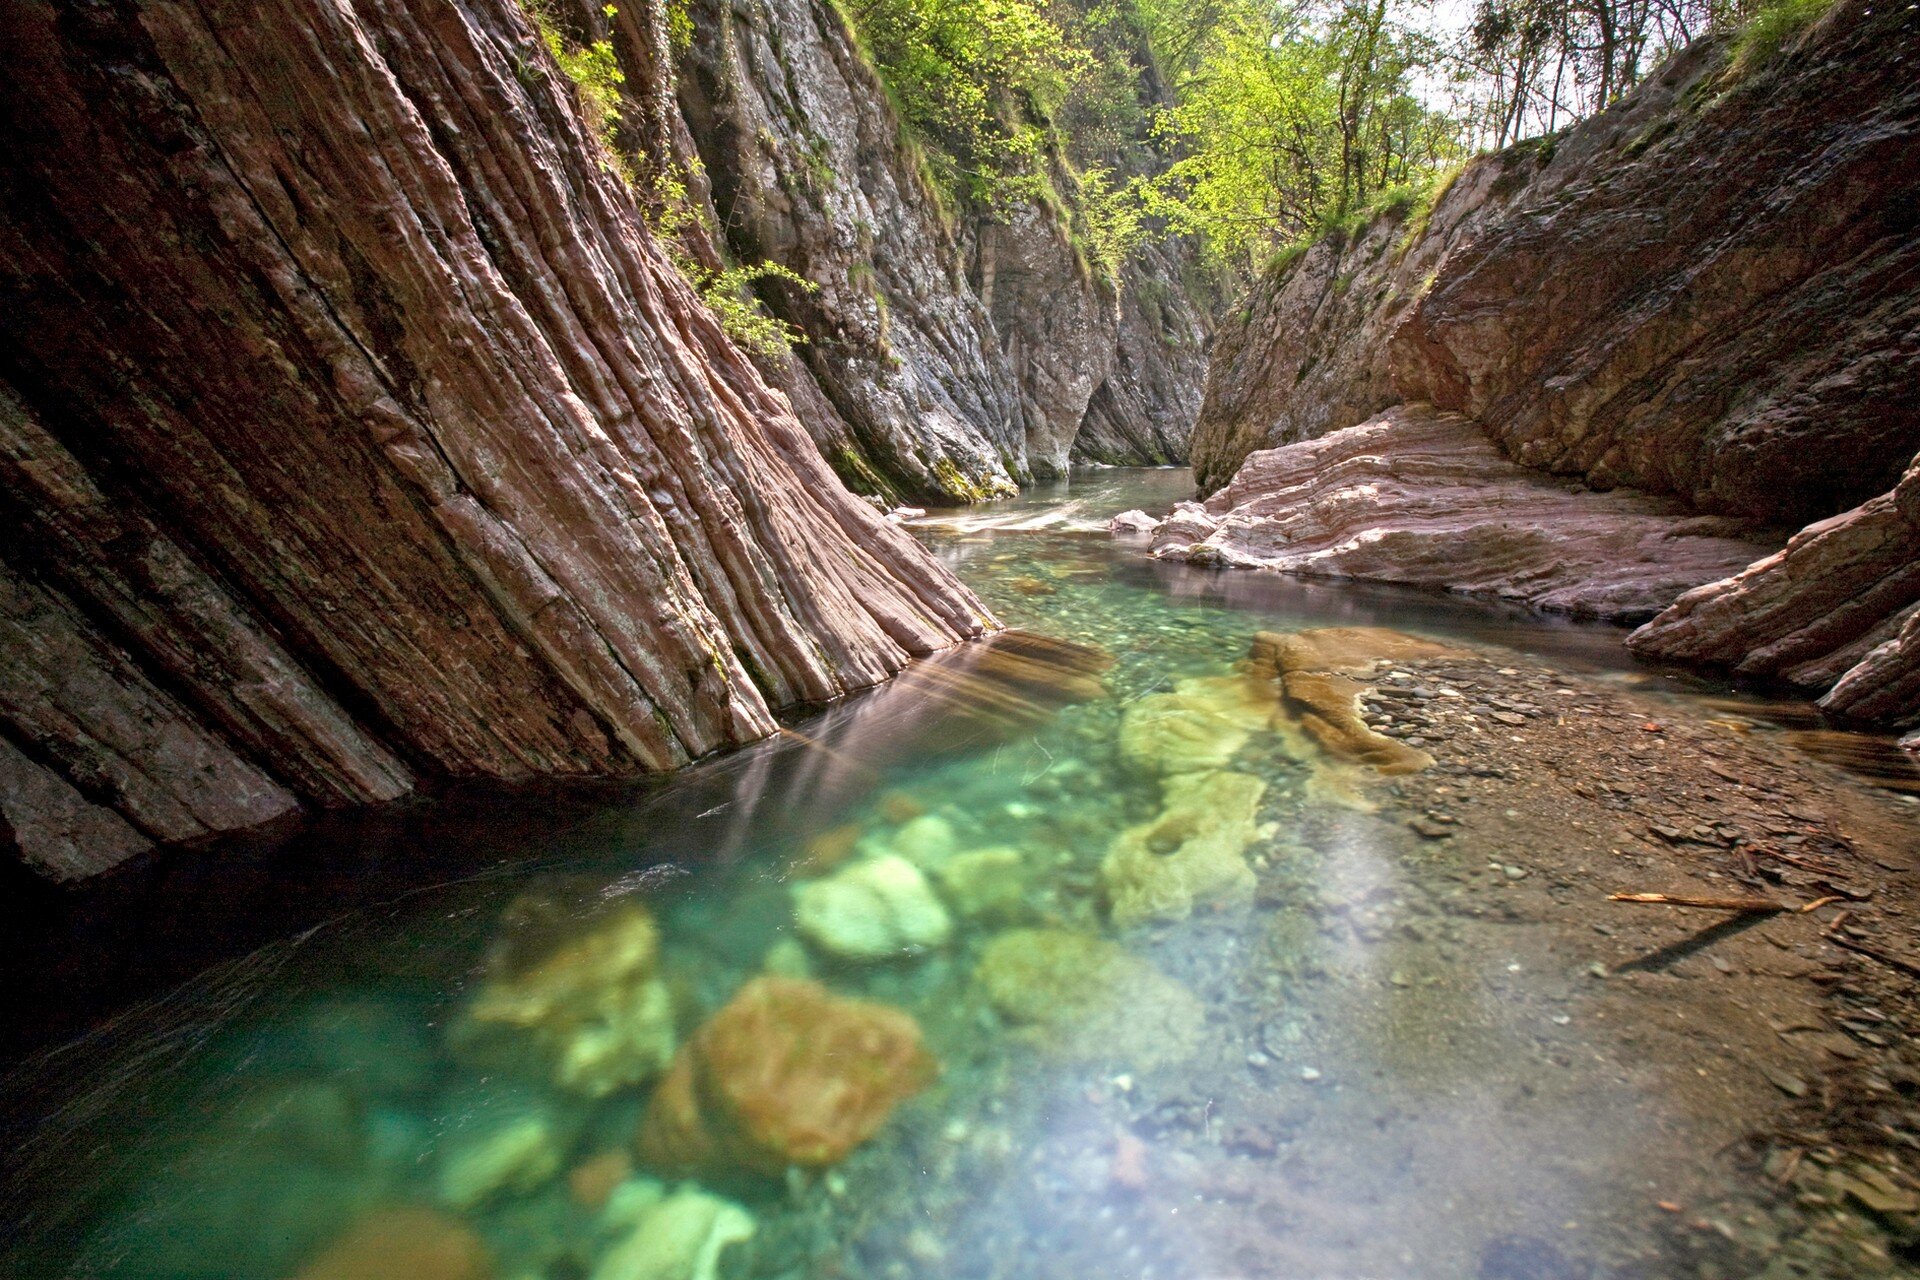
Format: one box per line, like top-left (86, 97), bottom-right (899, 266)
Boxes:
top-left (658, 0), bottom-right (1211, 497)
top-left (1177, 0), bottom-right (1918, 728)
top-left (0, 0), bottom-right (993, 878)
top-left (1630, 452), bottom-right (1920, 738)
top-left (672, 0), bottom-right (1025, 500)
top-left (1392, 10), bottom-right (1920, 525)
top-left (1155, 408), bottom-right (1781, 622)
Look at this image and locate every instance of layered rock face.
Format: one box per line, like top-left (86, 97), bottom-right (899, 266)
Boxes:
top-left (0, 0), bottom-right (993, 878)
top-left (1393, 9), bottom-right (1920, 525)
top-left (1188, 151), bottom-right (1547, 495)
top-left (673, 0), bottom-right (1026, 501)
top-left (1153, 407), bottom-right (1779, 622)
top-left (663, 0), bottom-right (1210, 498)
top-left (1174, 0), bottom-right (1920, 730)
top-left (1629, 453), bottom-right (1920, 739)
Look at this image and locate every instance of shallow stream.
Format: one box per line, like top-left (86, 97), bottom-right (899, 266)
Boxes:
top-left (3, 469), bottom-right (1915, 1280)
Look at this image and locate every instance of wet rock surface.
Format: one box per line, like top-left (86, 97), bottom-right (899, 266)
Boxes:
top-left (1149, 406), bottom-right (1784, 621)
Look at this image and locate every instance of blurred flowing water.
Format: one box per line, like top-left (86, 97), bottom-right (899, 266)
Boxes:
top-left (2, 468), bottom-right (1914, 1280)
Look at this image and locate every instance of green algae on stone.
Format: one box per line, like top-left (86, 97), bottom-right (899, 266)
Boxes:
top-left (975, 928), bottom-right (1207, 1068)
top-left (1101, 770), bottom-right (1266, 927)
top-left (793, 854), bottom-right (954, 961)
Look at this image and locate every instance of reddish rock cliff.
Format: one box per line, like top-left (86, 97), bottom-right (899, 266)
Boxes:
top-left (1172, 0), bottom-right (1919, 732)
top-left (0, 0), bottom-right (993, 878)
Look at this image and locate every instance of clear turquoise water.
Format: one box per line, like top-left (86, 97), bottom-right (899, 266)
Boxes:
top-left (1, 470), bottom-right (1911, 1280)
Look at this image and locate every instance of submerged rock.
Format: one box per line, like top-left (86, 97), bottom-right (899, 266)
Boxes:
top-left (637, 976), bottom-right (934, 1176)
top-left (933, 846), bottom-right (1032, 919)
top-left (975, 929), bottom-right (1206, 1068)
top-left (1251, 626), bottom-right (1460, 679)
top-left (590, 1187), bottom-right (754, 1280)
top-left (435, 1085), bottom-right (577, 1210)
top-left (1253, 627), bottom-right (1466, 776)
top-left (792, 854), bottom-right (954, 961)
top-left (872, 813), bottom-right (960, 868)
top-left (1119, 675), bottom-right (1278, 777)
top-left (1280, 672), bottom-right (1432, 775)
top-left (294, 1207), bottom-right (493, 1280)
top-left (1101, 770), bottom-right (1266, 927)
top-left (455, 887), bottom-right (676, 1098)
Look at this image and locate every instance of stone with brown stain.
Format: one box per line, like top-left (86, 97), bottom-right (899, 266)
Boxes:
top-left (637, 976), bottom-right (934, 1176)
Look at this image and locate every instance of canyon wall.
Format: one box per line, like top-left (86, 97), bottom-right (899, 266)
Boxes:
top-left (0, 0), bottom-right (995, 879)
top-left (1173, 0), bottom-right (1919, 732)
top-left (654, 0), bottom-right (1211, 500)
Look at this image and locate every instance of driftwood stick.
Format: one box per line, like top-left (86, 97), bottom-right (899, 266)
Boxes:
top-left (1607, 892), bottom-right (1787, 913)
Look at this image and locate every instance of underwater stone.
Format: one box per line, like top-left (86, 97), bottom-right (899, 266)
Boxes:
top-left (1252, 627), bottom-right (1460, 679)
top-left (867, 813), bottom-right (958, 868)
top-left (761, 936), bottom-right (813, 978)
top-left (435, 1086), bottom-right (575, 1210)
top-left (568, 1150), bottom-right (636, 1210)
top-left (933, 846), bottom-right (1030, 919)
top-left (1118, 675), bottom-right (1277, 777)
top-left (455, 887), bottom-right (676, 1098)
top-left (637, 976), bottom-right (935, 1176)
top-left (793, 854), bottom-right (954, 961)
top-left (975, 929), bottom-right (1206, 1068)
top-left (590, 1187), bottom-right (754, 1280)
top-left (294, 1207), bottom-right (493, 1280)
top-left (1101, 770), bottom-right (1266, 927)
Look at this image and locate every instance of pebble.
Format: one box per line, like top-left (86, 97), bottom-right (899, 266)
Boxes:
top-left (1299, 1067), bottom-right (1322, 1083)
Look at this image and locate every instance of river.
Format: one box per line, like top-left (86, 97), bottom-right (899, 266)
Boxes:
top-left (2, 469), bottom-right (1915, 1279)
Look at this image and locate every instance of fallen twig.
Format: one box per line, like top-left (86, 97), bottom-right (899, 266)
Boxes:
top-left (1800, 895), bottom-right (1845, 913)
top-left (1608, 892), bottom-right (1787, 913)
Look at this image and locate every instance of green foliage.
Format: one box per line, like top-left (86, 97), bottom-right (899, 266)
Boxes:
top-left (644, 165), bottom-right (818, 357)
top-left (1731, 0), bottom-right (1835, 72)
top-left (666, 0), bottom-right (695, 53)
top-left (1074, 165), bottom-right (1150, 283)
top-left (527, 1), bottom-right (632, 180)
top-left (842, 0), bottom-right (1093, 208)
top-left (697, 261), bottom-right (819, 357)
top-left (521, 4), bottom-right (820, 356)
top-left (1143, 0), bottom-right (1464, 274)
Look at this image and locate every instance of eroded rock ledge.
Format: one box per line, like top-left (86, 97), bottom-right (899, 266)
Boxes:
top-left (1629, 453), bottom-right (1920, 744)
top-left (0, 0), bottom-right (993, 878)
top-left (1137, 407), bottom-right (1780, 622)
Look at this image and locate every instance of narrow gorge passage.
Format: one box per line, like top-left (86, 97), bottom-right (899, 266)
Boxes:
top-left (4, 0), bottom-right (1919, 1276)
